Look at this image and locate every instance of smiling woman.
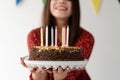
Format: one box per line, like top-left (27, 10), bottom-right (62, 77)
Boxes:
top-left (20, 0), bottom-right (94, 80)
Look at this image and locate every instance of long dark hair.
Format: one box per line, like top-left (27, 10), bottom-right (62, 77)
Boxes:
top-left (42, 0), bottom-right (81, 46)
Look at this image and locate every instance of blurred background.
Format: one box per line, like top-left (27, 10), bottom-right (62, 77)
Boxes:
top-left (0, 0), bottom-right (120, 80)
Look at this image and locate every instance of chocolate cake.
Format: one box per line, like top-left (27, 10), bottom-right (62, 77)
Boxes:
top-left (29, 46), bottom-right (84, 61)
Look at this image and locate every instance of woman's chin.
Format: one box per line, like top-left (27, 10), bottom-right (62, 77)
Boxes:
top-left (54, 15), bottom-right (69, 20)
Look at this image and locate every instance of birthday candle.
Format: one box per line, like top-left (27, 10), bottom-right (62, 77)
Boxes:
top-left (66, 25), bottom-right (69, 46)
top-left (45, 26), bottom-right (48, 46)
top-left (40, 26), bottom-right (44, 46)
top-left (51, 26), bottom-right (54, 46)
top-left (62, 26), bottom-right (66, 47)
top-left (55, 26), bottom-right (58, 47)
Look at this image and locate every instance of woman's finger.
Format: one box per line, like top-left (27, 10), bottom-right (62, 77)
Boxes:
top-left (20, 57), bottom-right (27, 68)
top-left (58, 67), bottom-right (64, 73)
top-left (65, 67), bottom-right (71, 73)
top-left (30, 68), bottom-right (37, 73)
top-left (53, 68), bottom-right (57, 73)
top-left (35, 67), bottom-right (47, 74)
top-left (20, 57), bottom-right (39, 73)
top-left (41, 67), bottom-right (47, 73)
top-left (77, 67), bottom-right (85, 70)
top-left (47, 68), bottom-right (53, 73)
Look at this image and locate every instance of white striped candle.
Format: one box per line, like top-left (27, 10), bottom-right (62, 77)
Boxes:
top-left (45, 26), bottom-right (48, 46)
top-left (66, 25), bottom-right (69, 46)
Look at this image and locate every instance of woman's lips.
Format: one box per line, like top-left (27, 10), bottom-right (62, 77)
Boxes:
top-left (55, 6), bottom-right (67, 11)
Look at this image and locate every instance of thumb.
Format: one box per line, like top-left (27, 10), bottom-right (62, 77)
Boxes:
top-left (20, 57), bottom-right (27, 68)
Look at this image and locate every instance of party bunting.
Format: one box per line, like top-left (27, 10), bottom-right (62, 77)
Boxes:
top-left (118, 0), bottom-right (120, 3)
top-left (91, 0), bottom-right (102, 14)
top-left (42, 0), bottom-right (46, 4)
top-left (16, 0), bottom-right (22, 5)
top-left (16, 0), bottom-right (45, 5)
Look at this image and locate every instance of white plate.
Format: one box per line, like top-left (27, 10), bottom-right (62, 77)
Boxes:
top-left (23, 56), bottom-right (88, 69)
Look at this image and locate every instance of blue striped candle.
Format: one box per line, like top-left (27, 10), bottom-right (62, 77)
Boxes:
top-left (51, 26), bottom-right (54, 46)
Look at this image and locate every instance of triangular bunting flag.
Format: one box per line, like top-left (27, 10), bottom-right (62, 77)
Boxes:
top-left (118, 0), bottom-right (120, 4)
top-left (16, 0), bottom-right (22, 5)
top-left (91, 0), bottom-right (102, 14)
top-left (42, 0), bottom-right (46, 4)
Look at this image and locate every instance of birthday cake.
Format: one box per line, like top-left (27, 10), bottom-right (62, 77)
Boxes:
top-left (29, 46), bottom-right (84, 61)
top-left (29, 26), bottom-right (84, 61)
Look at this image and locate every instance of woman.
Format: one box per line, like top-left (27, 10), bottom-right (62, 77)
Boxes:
top-left (20, 0), bottom-right (94, 80)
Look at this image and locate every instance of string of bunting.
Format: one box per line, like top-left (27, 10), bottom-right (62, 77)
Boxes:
top-left (91, 0), bottom-right (102, 14)
top-left (119, 0), bottom-right (120, 3)
top-left (16, 0), bottom-right (46, 5)
top-left (16, 0), bottom-right (22, 5)
top-left (91, 0), bottom-right (120, 14)
top-left (16, 0), bottom-right (119, 14)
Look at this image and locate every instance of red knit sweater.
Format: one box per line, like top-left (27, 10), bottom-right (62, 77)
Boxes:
top-left (27, 27), bottom-right (94, 80)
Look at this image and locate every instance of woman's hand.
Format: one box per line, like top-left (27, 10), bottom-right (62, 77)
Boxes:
top-left (20, 57), bottom-right (49, 80)
top-left (53, 66), bottom-right (72, 80)
top-left (31, 68), bottom-right (48, 80)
